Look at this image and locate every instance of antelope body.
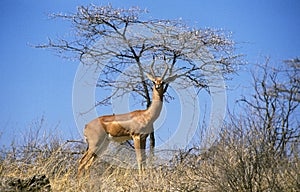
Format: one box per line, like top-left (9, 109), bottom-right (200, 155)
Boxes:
top-left (78, 61), bottom-right (176, 177)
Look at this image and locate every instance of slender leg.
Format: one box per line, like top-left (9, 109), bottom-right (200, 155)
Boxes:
top-left (150, 133), bottom-right (155, 153)
top-left (78, 135), bottom-right (109, 178)
top-left (84, 153), bottom-right (96, 174)
top-left (149, 125), bottom-right (155, 163)
top-left (140, 135), bottom-right (147, 170)
top-left (133, 135), bottom-right (143, 174)
top-left (78, 150), bottom-right (96, 178)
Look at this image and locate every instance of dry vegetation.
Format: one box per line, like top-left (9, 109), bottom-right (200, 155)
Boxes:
top-left (0, 122), bottom-right (298, 192)
top-left (1, 61), bottom-right (299, 191)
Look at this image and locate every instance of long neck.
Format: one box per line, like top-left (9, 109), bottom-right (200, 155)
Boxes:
top-left (147, 85), bottom-right (164, 120)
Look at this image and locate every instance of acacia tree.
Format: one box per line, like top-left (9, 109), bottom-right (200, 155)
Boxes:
top-left (37, 4), bottom-right (241, 155)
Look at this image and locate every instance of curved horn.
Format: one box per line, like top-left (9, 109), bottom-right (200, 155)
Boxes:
top-left (150, 56), bottom-right (156, 77)
top-left (161, 56), bottom-right (169, 80)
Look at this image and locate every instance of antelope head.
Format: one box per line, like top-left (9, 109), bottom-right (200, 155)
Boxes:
top-left (145, 57), bottom-right (177, 91)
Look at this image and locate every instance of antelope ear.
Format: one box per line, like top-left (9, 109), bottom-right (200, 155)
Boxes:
top-left (164, 74), bottom-right (178, 83)
top-left (146, 73), bottom-right (156, 82)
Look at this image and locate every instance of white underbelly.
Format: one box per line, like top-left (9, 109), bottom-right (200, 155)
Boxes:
top-left (108, 134), bottom-right (132, 142)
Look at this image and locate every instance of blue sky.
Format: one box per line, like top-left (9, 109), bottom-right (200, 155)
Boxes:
top-left (0, 0), bottom-right (299, 146)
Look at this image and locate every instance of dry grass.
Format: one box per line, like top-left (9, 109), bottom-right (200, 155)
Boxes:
top-left (0, 128), bottom-right (299, 192)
